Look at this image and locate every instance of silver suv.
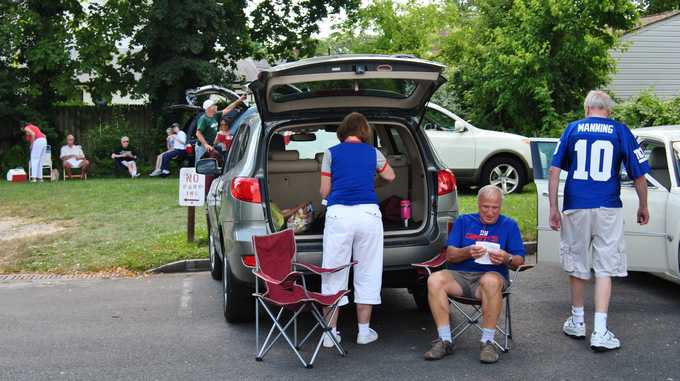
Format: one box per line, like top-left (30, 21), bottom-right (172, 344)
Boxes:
top-left (196, 55), bottom-right (458, 322)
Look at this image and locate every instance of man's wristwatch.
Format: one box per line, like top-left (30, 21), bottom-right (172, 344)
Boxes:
top-left (505, 253), bottom-right (513, 266)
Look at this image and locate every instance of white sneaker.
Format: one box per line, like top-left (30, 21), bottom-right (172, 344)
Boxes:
top-left (322, 331), bottom-right (341, 348)
top-left (563, 317), bottom-right (586, 339)
top-left (161, 170), bottom-right (170, 175)
top-left (357, 328), bottom-right (378, 345)
top-left (590, 330), bottom-right (621, 352)
top-left (149, 169), bottom-right (161, 177)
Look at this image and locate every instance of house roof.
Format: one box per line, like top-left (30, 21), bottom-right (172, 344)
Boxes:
top-left (631, 10), bottom-right (680, 32)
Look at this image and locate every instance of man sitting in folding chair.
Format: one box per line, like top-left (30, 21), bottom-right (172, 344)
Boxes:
top-left (422, 185), bottom-right (525, 363)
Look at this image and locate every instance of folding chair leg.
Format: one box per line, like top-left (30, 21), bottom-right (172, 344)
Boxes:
top-left (507, 295), bottom-right (513, 339)
top-left (256, 300), bottom-right (310, 368)
top-left (259, 303), bottom-right (306, 360)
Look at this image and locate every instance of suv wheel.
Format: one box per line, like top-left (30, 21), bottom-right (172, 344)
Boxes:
top-left (223, 256), bottom-right (255, 323)
top-left (209, 232), bottom-right (223, 281)
top-left (480, 156), bottom-right (526, 194)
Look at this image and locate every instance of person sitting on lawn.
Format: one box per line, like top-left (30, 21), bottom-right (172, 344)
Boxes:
top-left (151, 123), bottom-right (186, 177)
top-left (423, 185), bottom-right (525, 363)
top-left (60, 134), bottom-right (90, 179)
top-left (150, 127), bottom-right (175, 176)
top-left (111, 136), bottom-right (140, 178)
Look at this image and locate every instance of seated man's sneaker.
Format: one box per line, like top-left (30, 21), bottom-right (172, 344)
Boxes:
top-left (590, 330), bottom-right (621, 352)
top-left (356, 328), bottom-right (378, 345)
top-left (322, 331), bottom-right (341, 348)
top-left (479, 341), bottom-right (499, 364)
top-left (424, 339), bottom-right (454, 361)
top-left (149, 169), bottom-right (162, 176)
top-left (563, 317), bottom-right (586, 339)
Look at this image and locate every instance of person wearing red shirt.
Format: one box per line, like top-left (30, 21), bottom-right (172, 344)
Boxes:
top-left (21, 123), bottom-right (48, 182)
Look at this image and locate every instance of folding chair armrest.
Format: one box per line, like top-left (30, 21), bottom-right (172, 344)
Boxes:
top-left (411, 251), bottom-right (448, 269)
top-left (509, 264), bottom-right (535, 284)
top-left (294, 260), bottom-right (357, 275)
top-left (253, 270), bottom-right (303, 287)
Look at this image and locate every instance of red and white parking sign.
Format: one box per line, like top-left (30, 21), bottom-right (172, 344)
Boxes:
top-left (179, 168), bottom-right (205, 207)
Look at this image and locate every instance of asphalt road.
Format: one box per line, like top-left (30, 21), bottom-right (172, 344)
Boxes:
top-left (1, 265), bottom-right (679, 381)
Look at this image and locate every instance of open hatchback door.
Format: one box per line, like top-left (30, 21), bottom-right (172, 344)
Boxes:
top-left (249, 54), bottom-right (447, 121)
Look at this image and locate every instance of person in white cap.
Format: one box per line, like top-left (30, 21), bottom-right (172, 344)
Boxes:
top-left (195, 95), bottom-right (246, 163)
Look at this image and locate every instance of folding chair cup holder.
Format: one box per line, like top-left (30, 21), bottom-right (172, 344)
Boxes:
top-left (412, 251), bottom-right (534, 353)
top-left (250, 229), bottom-right (357, 369)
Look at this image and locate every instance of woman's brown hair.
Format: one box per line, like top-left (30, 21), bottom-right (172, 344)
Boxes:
top-left (337, 112), bottom-right (371, 143)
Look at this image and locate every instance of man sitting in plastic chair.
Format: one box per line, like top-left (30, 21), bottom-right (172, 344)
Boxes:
top-left (423, 185), bottom-right (525, 363)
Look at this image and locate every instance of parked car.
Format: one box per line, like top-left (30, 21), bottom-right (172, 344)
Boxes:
top-left (166, 85), bottom-right (250, 166)
top-left (531, 126), bottom-right (680, 285)
top-left (423, 102), bottom-right (532, 194)
top-left (196, 55), bottom-right (459, 322)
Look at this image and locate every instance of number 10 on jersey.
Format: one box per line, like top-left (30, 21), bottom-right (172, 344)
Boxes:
top-left (573, 139), bottom-right (614, 182)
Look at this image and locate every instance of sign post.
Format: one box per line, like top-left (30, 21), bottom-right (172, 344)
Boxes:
top-left (179, 168), bottom-right (206, 242)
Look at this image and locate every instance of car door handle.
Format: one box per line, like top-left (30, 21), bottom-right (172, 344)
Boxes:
top-left (541, 192), bottom-right (564, 197)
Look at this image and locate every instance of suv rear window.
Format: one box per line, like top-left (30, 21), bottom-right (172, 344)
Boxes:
top-left (285, 130), bottom-right (339, 159)
top-left (272, 79), bottom-right (418, 103)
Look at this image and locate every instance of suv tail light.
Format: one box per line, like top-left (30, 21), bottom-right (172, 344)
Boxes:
top-left (437, 169), bottom-right (456, 196)
top-left (230, 177), bottom-right (262, 203)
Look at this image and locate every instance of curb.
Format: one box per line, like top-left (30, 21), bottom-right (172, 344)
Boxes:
top-left (147, 259), bottom-right (210, 274)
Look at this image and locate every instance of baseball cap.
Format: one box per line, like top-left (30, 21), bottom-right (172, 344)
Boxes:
top-left (203, 99), bottom-right (216, 110)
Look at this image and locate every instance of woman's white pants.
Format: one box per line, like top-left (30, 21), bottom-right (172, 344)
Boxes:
top-left (321, 204), bottom-right (384, 306)
top-left (29, 137), bottom-right (47, 179)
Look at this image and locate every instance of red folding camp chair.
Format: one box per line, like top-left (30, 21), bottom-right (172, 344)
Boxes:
top-left (412, 251), bottom-right (534, 352)
top-left (251, 229), bottom-right (354, 368)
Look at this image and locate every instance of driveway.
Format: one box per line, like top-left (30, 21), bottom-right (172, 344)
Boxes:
top-left (1, 264), bottom-right (678, 380)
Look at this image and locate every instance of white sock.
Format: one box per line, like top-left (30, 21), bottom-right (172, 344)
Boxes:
top-left (437, 325), bottom-right (452, 343)
top-left (594, 312), bottom-right (607, 334)
top-left (331, 327), bottom-right (338, 336)
top-left (358, 323), bottom-right (370, 335)
top-left (571, 306), bottom-right (585, 324)
top-left (481, 328), bottom-right (496, 343)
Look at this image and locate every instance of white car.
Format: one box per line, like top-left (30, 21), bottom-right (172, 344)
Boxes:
top-left (531, 126), bottom-right (680, 284)
top-left (423, 102), bottom-right (533, 194)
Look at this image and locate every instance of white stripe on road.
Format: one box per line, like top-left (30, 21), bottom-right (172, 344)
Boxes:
top-left (179, 277), bottom-right (193, 318)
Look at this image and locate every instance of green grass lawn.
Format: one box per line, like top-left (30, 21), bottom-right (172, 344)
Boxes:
top-left (0, 178), bottom-right (537, 274)
top-left (0, 178), bottom-right (208, 273)
top-left (456, 183), bottom-right (537, 242)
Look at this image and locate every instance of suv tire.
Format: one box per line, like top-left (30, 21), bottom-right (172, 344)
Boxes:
top-left (480, 156), bottom-right (526, 194)
top-left (223, 256), bottom-right (255, 323)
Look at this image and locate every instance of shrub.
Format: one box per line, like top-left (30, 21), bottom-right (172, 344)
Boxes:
top-left (612, 90), bottom-right (680, 129)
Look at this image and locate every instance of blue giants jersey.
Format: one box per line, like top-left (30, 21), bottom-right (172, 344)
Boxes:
top-left (551, 116), bottom-right (650, 211)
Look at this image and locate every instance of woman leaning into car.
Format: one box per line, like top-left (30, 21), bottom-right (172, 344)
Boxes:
top-left (320, 112), bottom-right (396, 348)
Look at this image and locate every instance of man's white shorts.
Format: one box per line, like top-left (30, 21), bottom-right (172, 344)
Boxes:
top-left (65, 158), bottom-right (83, 168)
top-left (560, 207), bottom-right (627, 280)
top-left (321, 204), bottom-right (383, 306)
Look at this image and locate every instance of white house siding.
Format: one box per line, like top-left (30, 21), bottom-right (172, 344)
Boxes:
top-left (609, 13), bottom-right (680, 100)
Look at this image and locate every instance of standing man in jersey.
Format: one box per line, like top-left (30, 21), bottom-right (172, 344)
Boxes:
top-left (549, 90), bottom-right (649, 352)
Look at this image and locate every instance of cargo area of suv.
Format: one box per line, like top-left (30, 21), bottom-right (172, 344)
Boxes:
top-left (265, 121), bottom-right (429, 236)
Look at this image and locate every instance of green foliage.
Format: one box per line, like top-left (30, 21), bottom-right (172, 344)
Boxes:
top-left (612, 90), bottom-right (680, 128)
top-left (0, 145), bottom-right (28, 175)
top-left (320, 0), bottom-right (457, 60)
top-left (447, 0), bottom-right (638, 137)
top-left (638, 0), bottom-right (680, 15)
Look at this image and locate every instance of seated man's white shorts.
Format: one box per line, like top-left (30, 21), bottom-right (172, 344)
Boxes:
top-left (321, 204), bottom-right (384, 306)
top-left (65, 158), bottom-right (83, 168)
top-left (560, 207), bottom-right (627, 280)
top-left (121, 160), bottom-right (135, 168)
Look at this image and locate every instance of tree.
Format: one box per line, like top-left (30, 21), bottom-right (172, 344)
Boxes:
top-left (638, 0), bottom-right (680, 15)
top-left (84, 0), bottom-right (360, 112)
top-left (446, 0), bottom-right (638, 136)
top-left (320, 0), bottom-right (458, 60)
top-left (1, 0), bottom-right (85, 135)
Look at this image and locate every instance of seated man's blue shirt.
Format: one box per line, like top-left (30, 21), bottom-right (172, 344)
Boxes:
top-left (447, 213), bottom-right (525, 280)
